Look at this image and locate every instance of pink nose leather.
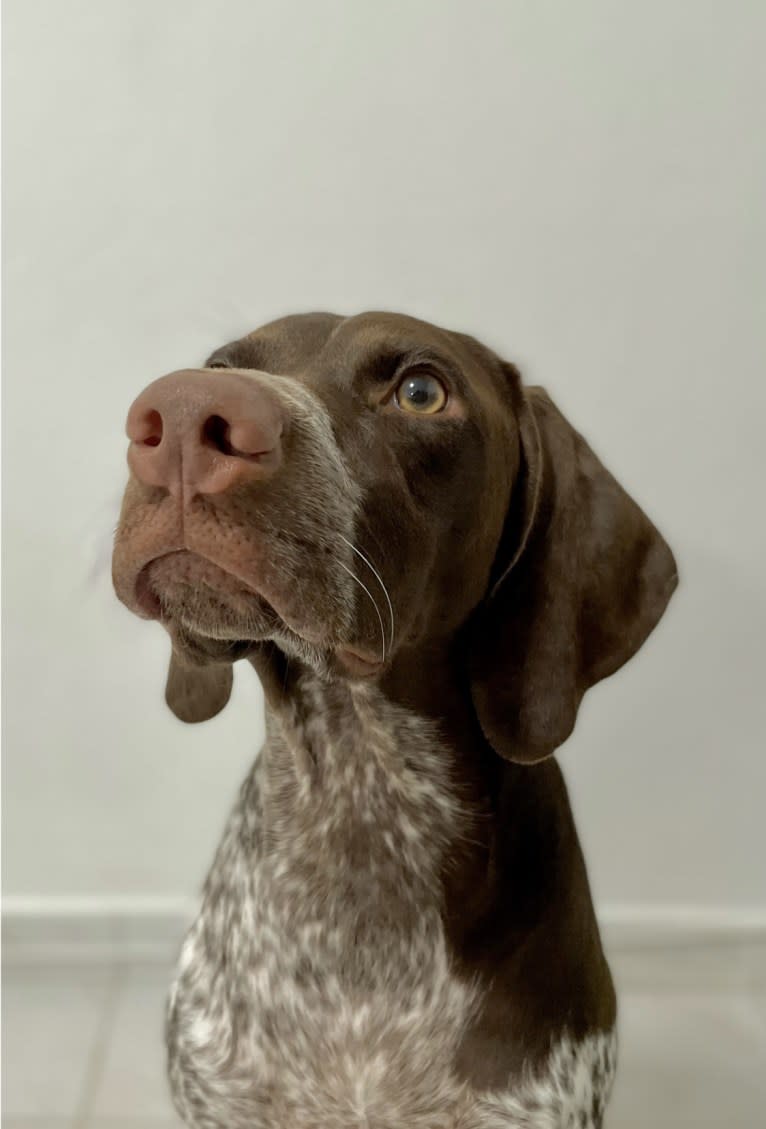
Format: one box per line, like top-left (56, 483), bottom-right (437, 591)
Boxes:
top-left (126, 369), bottom-right (283, 498)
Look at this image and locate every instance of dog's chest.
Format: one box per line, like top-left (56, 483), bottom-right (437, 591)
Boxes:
top-left (167, 683), bottom-right (481, 1127)
top-left (166, 682), bottom-right (617, 1128)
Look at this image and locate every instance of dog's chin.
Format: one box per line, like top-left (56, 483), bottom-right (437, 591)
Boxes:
top-left (136, 551), bottom-right (281, 645)
top-left (134, 550), bottom-right (386, 681)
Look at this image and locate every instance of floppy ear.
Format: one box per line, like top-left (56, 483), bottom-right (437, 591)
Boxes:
top-left (469, 384), bottom-right (678, 764)
top-left (165, 649), bottom-right (233, 724)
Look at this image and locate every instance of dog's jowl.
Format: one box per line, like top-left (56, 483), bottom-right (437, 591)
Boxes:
top-left (113, 311), bottom-right (677, 1128)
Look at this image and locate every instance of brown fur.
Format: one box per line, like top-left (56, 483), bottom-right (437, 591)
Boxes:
top-left (113, 311), bottom-right (677, 1124)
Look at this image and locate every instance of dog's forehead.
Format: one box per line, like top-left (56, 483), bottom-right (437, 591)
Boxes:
top-left (208, 311), bottom-right (499, 386)
top-left (206, 312), bottom-right (342, 374)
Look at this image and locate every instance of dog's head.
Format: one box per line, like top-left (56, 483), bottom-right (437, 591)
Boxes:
top-left (112, 311), bottom-right (677, 760)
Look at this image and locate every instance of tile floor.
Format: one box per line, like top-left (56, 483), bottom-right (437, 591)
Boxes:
top-left (3, 956), bottom-right (766, 1128)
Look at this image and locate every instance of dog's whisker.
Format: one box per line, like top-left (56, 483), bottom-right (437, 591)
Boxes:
top-left (336, 560), bottom-right (386, 664)
top-left (338, 534), bottom-right (395, 650)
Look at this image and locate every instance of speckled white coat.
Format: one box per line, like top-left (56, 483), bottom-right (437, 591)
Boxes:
top-left (165, 676), bottom-right (616, 1128)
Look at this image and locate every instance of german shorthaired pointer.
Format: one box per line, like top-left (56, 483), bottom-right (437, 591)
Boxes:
top-left (113, 312), bottom-right (677, 1128)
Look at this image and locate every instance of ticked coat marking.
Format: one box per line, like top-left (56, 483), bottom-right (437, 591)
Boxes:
top-left (167, 678), bottom-right (616, 1128)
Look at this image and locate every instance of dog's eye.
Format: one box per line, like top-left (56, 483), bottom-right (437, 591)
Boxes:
top-left (394, 372), bottom-right (448, 415)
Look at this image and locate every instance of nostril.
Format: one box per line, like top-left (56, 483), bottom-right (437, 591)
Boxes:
top-left (201, 414), bottom-right (277, 460)
top-left (131, 409), bottom-right (163, 447)
top-left (202, 414), bottom-right (233, 456)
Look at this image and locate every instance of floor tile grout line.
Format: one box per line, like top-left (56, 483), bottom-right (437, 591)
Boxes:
top-left (70, 960), bottom-right (128, 1129)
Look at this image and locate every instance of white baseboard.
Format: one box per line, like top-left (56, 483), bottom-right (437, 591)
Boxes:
top-left (598, 903), bottom-right (766, 948)
top-left (3, 897), bottom-right (765, 992)
top-left (2, 896), bottom-right (198, 965)
top-left (597, 905), bottom-right (766, 993)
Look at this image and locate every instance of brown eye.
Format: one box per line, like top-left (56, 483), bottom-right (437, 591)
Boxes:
top-left (394, 372), bottom-right (448, 415)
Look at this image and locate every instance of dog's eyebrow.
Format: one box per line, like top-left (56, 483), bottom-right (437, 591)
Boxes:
top-left (354, 346), bottom-right (461, 387)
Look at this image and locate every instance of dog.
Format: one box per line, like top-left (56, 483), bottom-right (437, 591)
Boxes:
top-left (112, 311), bottom-right (677, 1128)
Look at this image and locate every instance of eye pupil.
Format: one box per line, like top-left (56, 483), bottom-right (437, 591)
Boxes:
top-left (406, 380), bottom-right (430, 405)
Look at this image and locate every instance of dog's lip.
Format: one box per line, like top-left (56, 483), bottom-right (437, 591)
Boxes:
top-left (134, 552), bottom-right (260, 619)
top-left (335, 644), bottom-right (384, 678)
top-left (125, 551), bottom-right (383, 674)
top-left (134, 564), bottom-right (164, 619)
top-left (132, 550), bottom-right (322, 645)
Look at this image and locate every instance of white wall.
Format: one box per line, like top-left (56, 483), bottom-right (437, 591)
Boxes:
top-left (4, 0), bottom-right (765, 915)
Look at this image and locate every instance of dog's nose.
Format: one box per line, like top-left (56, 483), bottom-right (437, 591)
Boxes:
top-left (126, 369), bottom-right (283, 497)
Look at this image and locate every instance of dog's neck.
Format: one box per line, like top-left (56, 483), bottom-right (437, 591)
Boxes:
top-left (252, 636), bottom-right (495, 796)
top-left (249, 640), bottom-right (500, 940)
